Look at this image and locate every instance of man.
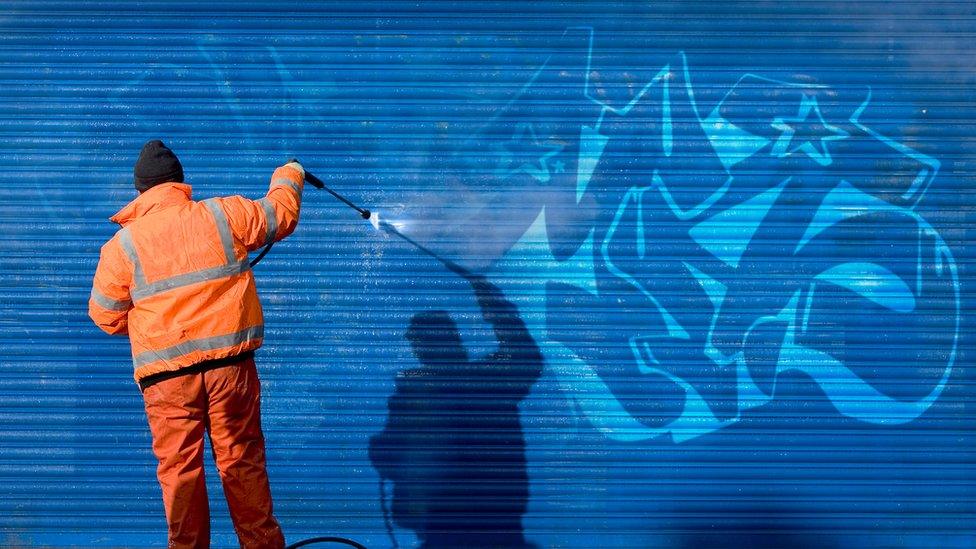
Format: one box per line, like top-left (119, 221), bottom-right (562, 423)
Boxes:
top-left (89, 139), bottom-right (303, 548)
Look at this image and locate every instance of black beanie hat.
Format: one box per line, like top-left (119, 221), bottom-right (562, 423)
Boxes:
top-left (133, 140), bottom-right (183, 192)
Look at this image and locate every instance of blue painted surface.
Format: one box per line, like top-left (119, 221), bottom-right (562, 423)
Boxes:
top-left (0, 1), bottom-right (973, 547)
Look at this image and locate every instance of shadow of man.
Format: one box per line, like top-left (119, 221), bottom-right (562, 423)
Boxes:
top-left (369, 275), bottom-right (543, 548)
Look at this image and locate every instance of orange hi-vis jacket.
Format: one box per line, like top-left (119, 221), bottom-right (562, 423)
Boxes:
top-left (89, 165), bottom-right (304, 383)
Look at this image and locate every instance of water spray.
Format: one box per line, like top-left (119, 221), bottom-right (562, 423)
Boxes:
top-left (258, 159), bottom-right (469, 278)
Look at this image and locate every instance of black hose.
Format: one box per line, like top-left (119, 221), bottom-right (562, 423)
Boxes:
top-left (285, 537), bottom-right (369, 549)
top-left (249, 238), bottom-right (275, 268)
top-left (379, 478), bottom-right (400, 549)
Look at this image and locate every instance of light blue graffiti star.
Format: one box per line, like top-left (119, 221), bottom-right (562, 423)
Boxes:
top-left (494, 122), bottom-right (564, 183)
top-left (770, 94), bottom-right (849, 166)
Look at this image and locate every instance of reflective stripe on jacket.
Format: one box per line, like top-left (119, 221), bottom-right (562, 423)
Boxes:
top-left (89, 165), bottom-right (304, 382)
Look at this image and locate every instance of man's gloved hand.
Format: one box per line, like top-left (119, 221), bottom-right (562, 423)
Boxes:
top-left (284, 159), bottom-right (305, 178)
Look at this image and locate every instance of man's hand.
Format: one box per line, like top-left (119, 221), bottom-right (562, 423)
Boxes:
top-left (284, 159), bottom-right (305, 178)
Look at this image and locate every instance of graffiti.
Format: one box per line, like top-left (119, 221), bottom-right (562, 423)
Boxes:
top-left (768, 94), bottom-right (849, 166)
top-left (494, 122), bottom-right (566, 183)
top-left (486, 28), bottom-right (959, 443)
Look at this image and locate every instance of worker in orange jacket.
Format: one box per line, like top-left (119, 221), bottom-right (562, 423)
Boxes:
top-left (89, 140), bottom-right (303, 548)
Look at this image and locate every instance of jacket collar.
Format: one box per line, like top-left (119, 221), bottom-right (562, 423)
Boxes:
top-left (111, 183), bottom-right (193, 227)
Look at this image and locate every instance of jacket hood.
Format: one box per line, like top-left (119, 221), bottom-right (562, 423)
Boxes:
top-left (111, 183), bottom-right (192, 227)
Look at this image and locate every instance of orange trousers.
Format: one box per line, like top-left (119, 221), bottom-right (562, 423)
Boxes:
top-left (142, 356), bottom-right (285, 549)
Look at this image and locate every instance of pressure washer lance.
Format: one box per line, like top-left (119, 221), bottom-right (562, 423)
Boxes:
top-left (296, 162), bottom-right (466, 274)
top-left (253, 159), bottom-right (467, 279)
top-left (299, 159), bottom-right (378, 228)
top-left (250, 160), bottom-right (378, 268)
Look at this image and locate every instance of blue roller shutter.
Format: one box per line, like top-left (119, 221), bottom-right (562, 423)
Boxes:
top-left (0, 2), bottom-right (973, 548)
